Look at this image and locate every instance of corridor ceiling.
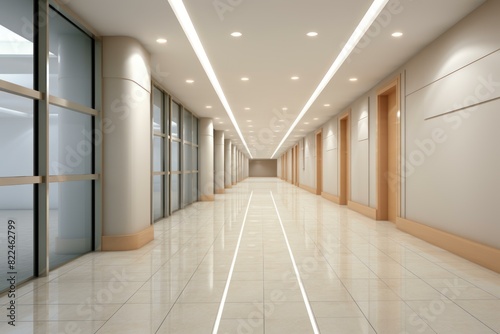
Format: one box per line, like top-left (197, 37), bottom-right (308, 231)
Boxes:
top-left (65, 0), bottom-right (486, 158)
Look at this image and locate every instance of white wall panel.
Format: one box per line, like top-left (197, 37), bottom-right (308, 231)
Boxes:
top-left (357, 117), bottom-right (369, 141)
top-left (350, 97), bottom-right (370, 206)
top-left (351, 142), bottom-right (370, 206)
top-left (405, 0), bottom-right (500, 94)
top-left (369, 94), bottom-right (377, 208)
top-left (323, 149), bottom-right (338, 195)
top-left (405, 99), bottom-right (500, 248)
top-left (322, 117), bottom-right (338, 196)
top-left (407, 50), bottom-right (500, 120)
top-left (300, 133), bottom-right (316, 189)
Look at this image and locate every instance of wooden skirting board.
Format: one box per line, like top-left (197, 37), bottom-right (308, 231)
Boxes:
top-left (348, 201), bottom-right (377, 220)
top-left (397, 217), bottom-right (500, 274)
top-left (102, 225), bottom-right (154, 251)
top-left (321, 192), bottom-right (340, 204)
top-left (200, 194), bottom-right (215, 201)
top-left (299, 184), bottom-right (316, 195)
top-left (215, 189), bottom-right (225, 194)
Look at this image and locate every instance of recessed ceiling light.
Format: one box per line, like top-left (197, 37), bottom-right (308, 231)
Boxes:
top-left (291, 76), bottom-right (299, 80)
top-left (248, 125), bottom-right (253, 128)
top-left (282, 107), bottom-right (288, 111)
top-left (246, 120), bottom-right (252, 122)
top-left (271, 0), bottom-right (389, 159)
top-left (214, 117), bottom-right (220, 120)
top-left (307, 32), bottom-right (318, 37)
top-left (206, 105), bottom-right (212, 109)
top-left (244, 107), bottom-right (251, 110)
top-left (219, 121), bottom-right (224, 124)
top-left (349, 77), bottom-right (358, 82)
top-left (304, 122), bottom-right (309, 125)
top-left (299, 129), bottom-right (305, 132)
top-left (241, 77), bottom-right (249, 81)
top-left (249, 131), bottom-right (254, 133)
top-left (156, 38), bottom-right (167, 44)
top-left (168, 0), bottom-right (253, 158)
top-left (392, 32), bottom-right (403, 38)
top-left (231, 32), bottom-right (242, 37)
top-left (324, 104), bottom-right (330, 107)
top-left (313, 118), bottom-right (319, 121)
top-left (186, 79), bottom-right (194, 83)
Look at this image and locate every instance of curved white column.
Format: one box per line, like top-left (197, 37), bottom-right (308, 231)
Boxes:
top-left (224, 139), bottom-right (232, 189)
top-left (101, 36), bottom-right (153, 250)
top-left (232, 145), bottom-right (237, 185)
top-left (199, 118), bottom-right (214, 201)
top-left (214, 130), bottom-right (225, 194)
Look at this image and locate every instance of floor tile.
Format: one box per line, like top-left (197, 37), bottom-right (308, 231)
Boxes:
top-left (2, 179), bottom-right (499, 334)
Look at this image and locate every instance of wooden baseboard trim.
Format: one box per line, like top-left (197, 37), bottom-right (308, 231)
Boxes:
top-left (102, 225), bottom-right (154, 251)
top-left (397, 217), bottom-right (500, 273)
top-left (215, 189), bottom-right (225, 194)
top-left (299, 184), bottom-right (317, 195)
top-left (321, 192), bottom-right (340, 204)
top-left (348, 201), bottom-right (377, 220)
top-left (200, 194), bottom-right (215, 201)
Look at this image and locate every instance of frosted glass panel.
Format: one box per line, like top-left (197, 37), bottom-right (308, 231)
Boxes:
top-left (0, 0), bottom-right (34, 89)
top-left (183, 173), bottom-right (192, 206)
top-left (49, 106), bottom-right (92, 175)
top-left (153, 175), bottom-right (163, 221)
top-left (0, 184), bottom-right (34, 291)
top-left (153, 87), bottom-right (163, 133)
top-left (183, 144), bottom-right (192, 172)
top-left (172, 102), bottom-right (180, 138)
top-left (154, 137), bottom-right (163, 172)
top-left (192, 174), bottom-right (198, 202)
top-left (171, 141), bottom-right (180, 171)
top-left (194, 147), bottom-right (198, 171)
top-left (171, 174), bottom-right (180, 212)
top-left (193, 118), bottom-right (198, 144)
top-left (49, 181), bottom-right (92, 269)
top-left (49, 7), bottom-right (93, 107)
top-left (0, 91), bottom-right (34, 177)
top-left (183, 111), bottom-right (192, 142)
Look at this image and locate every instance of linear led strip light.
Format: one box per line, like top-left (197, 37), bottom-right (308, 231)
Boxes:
top-left (271, 0), bottom-right (390, 158)
top-left (167, 0), bottom-right (253, 159)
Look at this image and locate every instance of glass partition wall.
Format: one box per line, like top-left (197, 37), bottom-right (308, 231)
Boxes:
top-left (152, 85), bottom-right (199, 222)
top-left (0, 0), bottom-right (100, 292)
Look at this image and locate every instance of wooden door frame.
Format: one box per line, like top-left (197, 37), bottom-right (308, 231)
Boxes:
top-left (315, 129), bottom-right (323, 195)
top-left (376, 77), bottom-right (401, 221)
top-left (338, 111), bottom-right (350, 205)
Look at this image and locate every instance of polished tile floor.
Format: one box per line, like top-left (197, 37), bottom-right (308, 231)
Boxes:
top-left (1, 178), bottom-right (500, 333)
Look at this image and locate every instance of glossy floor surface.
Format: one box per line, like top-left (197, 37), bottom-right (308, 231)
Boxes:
top-left (1, 178), bottom-right (500, 333)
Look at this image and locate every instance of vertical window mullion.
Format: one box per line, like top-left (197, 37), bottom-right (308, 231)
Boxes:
top-left (35, 0), bottom-right (50, 278)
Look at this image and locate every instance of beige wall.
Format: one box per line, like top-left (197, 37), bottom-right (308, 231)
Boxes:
top-left (249, 159), bottom-right (277, 177)
top-left (281, 0), bottom-right (500, 250)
